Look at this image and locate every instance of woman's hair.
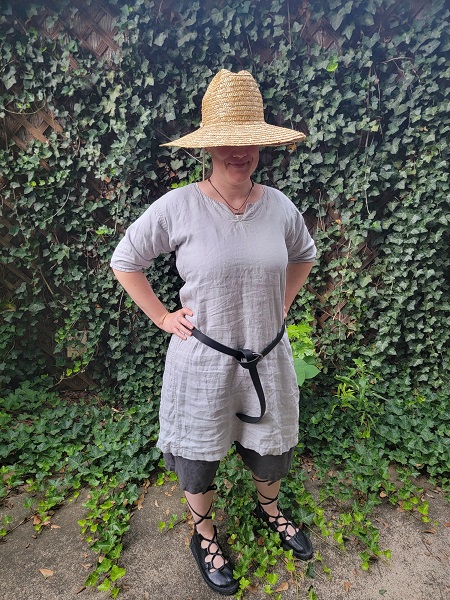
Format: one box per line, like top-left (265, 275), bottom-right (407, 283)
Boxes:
top-left (202, 149), bottom-right (212, 180)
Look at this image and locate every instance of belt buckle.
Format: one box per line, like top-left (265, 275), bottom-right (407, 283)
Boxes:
top-left (238, 349), bottom-right (262, 366)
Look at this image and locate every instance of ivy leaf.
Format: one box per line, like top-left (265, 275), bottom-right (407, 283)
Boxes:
top-left (97, 578), bottom-right (111, 591)
top-left (3, 67), bottom-right (16, 89)
top-left (110, 565), bottom-right (126, 581)
top-left (328, 1), bottom-right (353, 30)
top-left (266, 572), bottom-right (279, 585)
top-left (326, 58), bottom-right (339, 72)
top-left (97, 558), bottom-right (112, 573)
top-left (293, 358), bottom-right (320, 387)
top-left (154, 32), bottom-right (167, 46)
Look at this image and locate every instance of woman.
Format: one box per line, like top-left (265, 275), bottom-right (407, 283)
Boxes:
top-left (111, 69), bottom-right (316, 595)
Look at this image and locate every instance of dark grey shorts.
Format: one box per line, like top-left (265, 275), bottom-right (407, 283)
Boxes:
top-left (164, 441), bottom-right (294, 494)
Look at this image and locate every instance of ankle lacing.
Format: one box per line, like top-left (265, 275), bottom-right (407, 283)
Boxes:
top-left (252, 475), bottom-right (272, 485)
top-left (186, 484), bottom-right (227, 572)
top-left (252, 475), bottom-right (279, 507)
top-left (186, 484), bottom-right (218, 527)
top-left (253, 479), bottom-right (298, 541)
top-left (197, 526), bottom-right (227, 571)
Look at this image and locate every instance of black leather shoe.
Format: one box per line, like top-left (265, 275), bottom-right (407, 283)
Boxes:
top-left (190, 526), bottom-right (239, 595)
top-left (254, 502), bottom-right (313, 560)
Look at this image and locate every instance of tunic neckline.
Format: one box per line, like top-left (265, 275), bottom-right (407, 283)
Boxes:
top-left (194, 183), bottom-right (267, 221)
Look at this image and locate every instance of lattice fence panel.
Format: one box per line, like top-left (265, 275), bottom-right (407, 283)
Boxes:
top-left (1, 1), bottom-right (120, 389)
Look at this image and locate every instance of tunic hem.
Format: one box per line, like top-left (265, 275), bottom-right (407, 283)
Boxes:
top-left (156, 435), bottom-right (300, 462)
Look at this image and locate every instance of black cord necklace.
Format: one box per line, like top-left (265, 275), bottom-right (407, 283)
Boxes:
top-left (207, 178), bottom-right (254, 214)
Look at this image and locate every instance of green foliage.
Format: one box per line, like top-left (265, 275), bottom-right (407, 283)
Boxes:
top-left (0, 514), bottom-right (12, 536)
top-left (0, 0), bottom-right (448, 397)
top-left (300, 363), bottom-right (450, 510)
top-left (1, 2), bottom-right (449, 595)
top-left (292, 359), bottom-right (448, 588)
top-left (287, 316), bottom-right (321, 385)
top-left (0, 381), bottom-right (161, 593)
top-left (1, 369), bottom-right (448, 597)
top-left (331, 358), bottom-right (385, 438)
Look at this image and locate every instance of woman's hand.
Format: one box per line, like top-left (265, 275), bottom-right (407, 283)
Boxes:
top-left (159, 307), bottom-right (194, 340)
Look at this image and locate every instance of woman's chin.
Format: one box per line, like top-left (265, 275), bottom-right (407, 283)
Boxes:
top-left (226, 165), bottom-right (253, 181)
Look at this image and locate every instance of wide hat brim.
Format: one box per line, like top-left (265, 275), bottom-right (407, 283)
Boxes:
top-left (160, 69), bottom-right (307, 149)
top-left (161, 122), bottom-right (306, 148)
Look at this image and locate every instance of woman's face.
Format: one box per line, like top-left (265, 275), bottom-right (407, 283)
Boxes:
top-left (207, 145), bottom-right (259, 185)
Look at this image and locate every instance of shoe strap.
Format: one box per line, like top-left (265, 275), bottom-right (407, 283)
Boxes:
top-left (257, 490), bottom-right (279, 506)
top-left (258, 501), bottom-right (297, 539)
top-left (186, 484), bottom-right (217, 527)
top-left (187, 500), bottom-right (213, 527)
top-left (252, 475), bottom-right (269, 483)
top-left (252, 473), bottom-right (278, 510)
top-left (205, 484), bottom-right (217, 493)
top-left (197, 525), bottom-right (227, 571)
top-left (252, 476), bottom-right (279, 506)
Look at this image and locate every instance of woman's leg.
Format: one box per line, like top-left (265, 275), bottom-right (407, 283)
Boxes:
top-left (234, 443), bottom-right (313, 560)
top-left (252, 473), bottom-right (313, 559)
top-left (185, 488), bottom-right (215, 536)
top-left (185, 488), bottom-right (227, 571)
top-left (164, 453), bottom-right (238, 594)
top-left (252, 476), bottom-right (297, 538)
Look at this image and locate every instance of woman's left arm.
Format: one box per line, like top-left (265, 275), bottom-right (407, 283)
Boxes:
top-left (284, 262), bottom-right (315, 317)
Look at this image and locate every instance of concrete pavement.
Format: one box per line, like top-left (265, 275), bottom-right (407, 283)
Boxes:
top-left (1, 479), bottom-right (449, 599)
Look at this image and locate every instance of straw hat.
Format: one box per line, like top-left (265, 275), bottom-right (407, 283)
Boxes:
top-left (161, 69), bottom-right (306, 148)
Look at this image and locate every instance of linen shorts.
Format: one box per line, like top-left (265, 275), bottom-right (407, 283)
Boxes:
top-left (163, 441), bottom-right (294, 494)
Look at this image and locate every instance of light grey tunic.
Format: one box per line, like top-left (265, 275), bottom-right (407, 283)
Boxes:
top-left (111, 183), bottom-right (316, 461)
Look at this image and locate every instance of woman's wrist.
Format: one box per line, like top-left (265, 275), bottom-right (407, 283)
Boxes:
top-left (158, 310), bottom-right (170, 328)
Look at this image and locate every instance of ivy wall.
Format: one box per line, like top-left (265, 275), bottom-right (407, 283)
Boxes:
top-left (0, 0), bottom-right (449, 396)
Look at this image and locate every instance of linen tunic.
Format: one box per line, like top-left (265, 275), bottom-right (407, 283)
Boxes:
top-left (111, 183), bottom-right (316, 461)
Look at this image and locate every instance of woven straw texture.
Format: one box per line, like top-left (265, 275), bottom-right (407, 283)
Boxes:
top-left (161, 69), bottom-right (306, 148)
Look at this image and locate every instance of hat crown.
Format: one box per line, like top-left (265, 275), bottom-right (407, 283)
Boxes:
top-left (201, 69), bottom-right (265, 127)
top-left (160, 68), bottom-right (306, 148)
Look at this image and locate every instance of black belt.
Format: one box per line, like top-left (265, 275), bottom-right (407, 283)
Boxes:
top-left (191, 322), bottom-right (286, 424)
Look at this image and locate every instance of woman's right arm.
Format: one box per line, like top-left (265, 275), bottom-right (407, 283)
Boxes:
top-left (112, 269), bottom-right (194, 340)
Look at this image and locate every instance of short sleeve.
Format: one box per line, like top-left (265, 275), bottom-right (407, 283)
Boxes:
top-left (110, 201), bottom-right (175, 272)
top-left (286, 206), bottom-right (316, 263)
